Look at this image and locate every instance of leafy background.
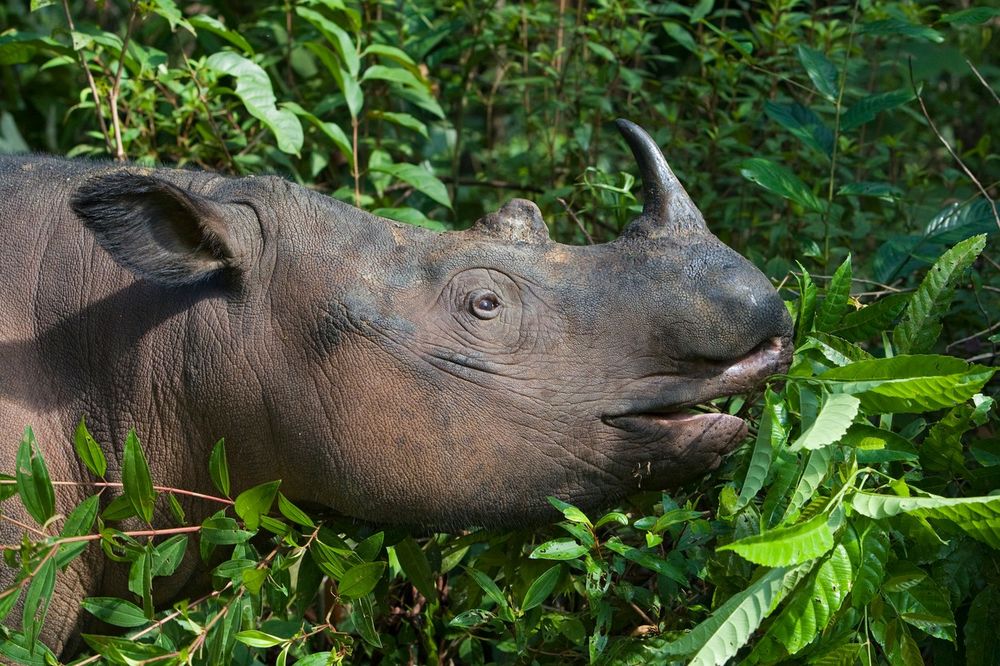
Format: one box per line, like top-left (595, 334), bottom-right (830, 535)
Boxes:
top-left (0, 0), bottom-right (999, 664)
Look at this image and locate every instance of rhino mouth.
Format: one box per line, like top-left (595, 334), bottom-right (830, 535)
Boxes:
top-left (604, 335), bottom-right (792, 437)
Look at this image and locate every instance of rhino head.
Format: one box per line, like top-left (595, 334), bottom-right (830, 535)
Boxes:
top-left (70, 120), bottom-right (791, 528)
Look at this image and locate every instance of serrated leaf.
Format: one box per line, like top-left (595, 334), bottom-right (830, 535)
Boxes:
top-left (796, 45), bottom-right (838, 100)
top-left (15, 427), bottom-right (55, 526)
top-left (815, 256), bottom-right (852, 333)
top-left (830, 292), bottom-right (908, 342)
top-left (893, 234), bottom-right (986, 354)
top-left (741, 158), bottom-right (825, 213)
top-left (205, 52), bottom-right (304, 155)
top-left (818, 355), bottom-right (994, 413)
top-left (738, 391), bottom-right (785, 510)
top-left (783, 447), bottom-right (834, 522)
top-left (767, 542), bottom-right (853, 654)
top-left (884, 575), bottom-right (955, 641)
top-left (393, 537), bottom-right (436, 600)
top-left (859, 18), bottom-right (944, 43)
top-left (850, 491), bottom-right (1000, 548)
top-left (81, 597), bottom-right (148, 628)
top-left (338, 561), bottom-right (386, 598)
top-left (802, 333), bottom-right (875, 367)
top-left (840, 89), bottom-right (914, 131)
top-left (368, 163), bottom-right (451, 209)
top-left (122, 430), bottom-right (155, 525)
top-left (234, 480), bottom-right (280, 532)
top-left (851, 522), bottom-right (889, 608)
top-left (209, 438), bottom-right (229, 498)
top-left (719, 513), bottom-right (835, 566)
top-left (789, 394), bottom-right (860, 451)
top-left (73, 417), bottom-right (107, 478)
top-left (921, 402), bottom-right (977, 473)
top-left (521, 565), bottom-right (562, 611)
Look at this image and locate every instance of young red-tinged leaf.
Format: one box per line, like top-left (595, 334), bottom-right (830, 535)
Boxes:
top-left (234, 480), bottom-right (280, 531)
top-left (393, 537), bottom-right (436, 600)
top-left (521, 565), bottom-right (562, 611)
top-left (15, 427), bottom-right (56, 525)
top-left (74, 417), bottom-right (107, 478)
top-left (529, 538), bottom-right (590, 561)
top-left (235, 630), bottom-right (286, 649)
top-left (338, 561), bottom-right (386, 597)
top-left (209, 438), bottom-right (230, 498)
top-left (122, 430), bottom-right (155, 525)
top-left (276, 492), bottom-right (314, 528)
top-left (81, 597), bottom-right (148, 628)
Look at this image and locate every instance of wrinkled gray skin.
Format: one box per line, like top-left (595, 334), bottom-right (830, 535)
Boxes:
top-left (0, 120), bottom-right (791, 655)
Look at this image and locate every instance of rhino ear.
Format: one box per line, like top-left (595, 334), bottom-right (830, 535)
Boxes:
top-left (71, 171), bottom-right (241, 286)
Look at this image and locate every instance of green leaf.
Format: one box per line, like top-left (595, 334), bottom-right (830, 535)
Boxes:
top-left (767, 542), bottom-right (853, 654)
top-left (448, 608), bottom-right (496, 628)
top-left (466, 568), bottom-right (509, 609)
top-left (547, 496), bottom-right (592, 526)
top-left (208, 439), bottom-right (230, 499)
top-left (840, 89), bottom-right (915, 131)
top-left (740, 158), bottom-right (825, 213)
top-left (594, 511), bottom-right (629, 529)
top-left (351, 594), bottom-right (382, 647)
top-left (529, 538), bottom-right (590, 561)
top-left (795, 264), bottom-right (818, 344)
top-left (74, 417), bottom-right (107, 478)
top-left (851, 522), bottom-right (889, 608)
top-left (796, 45), bottom-right (838, 100)
top-left (0, 474), bottom-right (16, 501)
top-left (23, 554), bottom-right (56, 652)
top-left (802, 333), bottom-right (875, 367)
top-left (763, 101), bottom-right (834, 157)
top-left (850, 491), bottom-right (1000, 548)
top-left (235, 630), bottom-right (286, 649)
top-left (783, 447), bottom-right (834, 522)
top-left (393, 537), bottom-right (436, 601)
top-left (0, 587), bottom-right (21, 624)
top-left (789, 393), bottom-right (859, 451)
top-left (893, 234), bottom-right (986, 354)
top-left (653, 564), bottom-right (811, 663)
top-left (371, 206), bottom-right (448, 230)
top-left (830, 293), bottom-right (908, 342)
top-left (884, 575), bottom-right (955, 641)
top-left (718, 513), bottom-right (835, 566)
top-left (276, 492), bottom-right (314, 528)
top-left (837, 181), bottom-right (904, 201)
top-left (738, 392), bottom-right (785, 510)
top-left (521, 565), bottom-right (562, 611)
top-left (840, 424), bottom-right (919, 463)
top-left (242, 567), bottom-right (268, 595)
top-left (201, 516), bottom-right (255, 545)
top-left (815, 256), bottom-right (852, 333)
top-left (15, 427), bottom-right (55, 525)
top-left (151, 535), bottom-right (188, 577)
top-left (921, 402), bottom-right (979, 473)
top-left (81, 597), bottom-right (148, 628)
top-left (57, 494), bottom-right (99, 567)
top-left (369, 163), bottom-right (452, 209)
top-left (819, 355), bottom-right (994, 413)
top-left (296, 7), bottom-right (359, 77)
top-left (234, 480), bottom-right (280, 532)
top-left (189, 15), bottom-right (253, 54)
top-left (371, 110), bottom-right (428, 138)
top-left (859, 18), bottom-right (944, 43)
top-left (338, 561), bottom-right (386, 597)
top-left (941, 7), bottom-right (1000, 24)
top-left (122, 430), bottom-right (155, 525)
top-left (604, 538), bottom-right (686, 583)
top-left (205, 52), bottom-right (304, 155)
top-left (966, 586), bottom-right (1000, 666)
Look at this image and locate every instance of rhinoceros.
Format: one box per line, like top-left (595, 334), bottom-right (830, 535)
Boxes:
top-left (0, 120), bottom-right (791, 654)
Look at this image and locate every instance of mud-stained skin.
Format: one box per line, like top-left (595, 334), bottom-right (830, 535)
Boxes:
top-left (0, 121), bottom-right (792, 656)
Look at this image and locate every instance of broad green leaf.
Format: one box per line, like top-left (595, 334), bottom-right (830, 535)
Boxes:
top-left (81, 597), bottom-right (148, 628)
top-left (338, 561), bottom-right (386, 597)
top-left (0, 587), bottom-right (20, 624)
top-left (360, 64), bottom-right (429, 91)
top-left (201, 516), bottom-right (255, 545)
top-left (74, 417), bottom-right (107, 478)
top-left (653, 564), bottom-right (811, 664)
top-left (351, 593), bottom-right (382, 647)
top-left (882, 618), bottom-right (924, 666)
top-left (767, 542), bottom-right (853, 654)
top-left (283, 101), bottom-right (353, 164)
top-left (354, 531), bottom-right (384, 562)
top-left (796, 45), bottom-right (838, 100)
top-left (151, 535), bottom-right (188, 578)
top-left (15, 427), bottom-right (55, 525)
top-left (369, 163), bottom-right (452, 209)
top-left (235, 630), bottom-right (286, 648)
top-left (529, 538), bottom-right (590, 561)
top-left (466, 568), bottom-right (509, 609)
top-left (802, 333), bottom-right (875, 367)
top-left (858, 18), bottom-right (944, 43)
top-left (81, 635), bottom-right (170, 662)
top-left (966, 586), bottom-right (1000, 666)
top-left (884, 575), bottom-right (955, 641)
top-left (57, 494), bottom-right (99, 567)
top-left (209, 438), bottom-right (229, 498)
top-left (361, 43), bottom-right (417, 70)
top-left (941, 7), bottom-right (1000, 24)
top-left (737, 391), bottom-right (785, 510)
top-left (783, 446), bottom-right (834, 522)
top-left (837, 181), bottom-right (904, 201)
top-left (189, 15), bottom-right (253, 54)
top-left (830, 292), bottom-right (908, 342)
top-left (393, 537), bottom-right (436, 600)
top-left (650, 509), bottom-right (703, 533)
top-left (205, 52), bottom-right (304, 155)
top-left (740, 158), bottom-right (825, 213)
top-left (789, 393), bottom-right (859, 451)
top-left (22, 554), bottom-right (56, 652)
top-left (276, 492), bottom-right (314, 528)
top-left (521, 565), bottom-right (562, 611)
top-left (148, 0), bottom-right (193, 34)
top-left (296, 7), bottom-right (359, 77)
top-left (763, 101), bottom-right (833, 157)
top-left (893, 234), bottom-right (986, 354)
top-left (303, 41), bottom-right (364, 117)
top-left (840, 424), bottom-right (919, 463)
top-left (851, 491), bottom-right (1000, 548)
top-left (851, 522), bottom-right (889, 608)
top-left (128, 544), bottom-right (153, 618)
top-left (795, 264), bottom-right (818, 344)
top-left (840, 89), bottom-right (915, 131)
top-left (0, 473), bottom-right (15, 501)
top-left (547, 496), bottom-right (592, 526)
top-left (718, 513), bottom-right (834, 566)
top-left (242, 567), bottom-right (267, 595)
top-left (921, 402), bottom-right (978, 473)
top-left (604, 538), bottom-right (686, 584)
top-left (371, 110), bottom-right (427, 138)
top-left (818, 355), bottom-right (994, 413)
top-left (122, 430), bottom-right (155, 525)
top-left (815, 256), bottom-right (852, 333)
top-left (594, 511), bottom-right (629, 529)
top-left (234, 480), bottom-right (280, 531)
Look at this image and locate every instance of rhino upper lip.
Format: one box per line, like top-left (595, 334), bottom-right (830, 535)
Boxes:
top-left (604, 335), bottom-right (792, 429)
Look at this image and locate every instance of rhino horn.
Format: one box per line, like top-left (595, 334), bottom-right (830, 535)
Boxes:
top-left (616, 118), bottom-right (708, 237)
top-left (473, 198), bottom-right (550, 244)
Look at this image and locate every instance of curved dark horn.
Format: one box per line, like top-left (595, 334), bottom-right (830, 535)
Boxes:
top-left (615, 119), bottom-right (707, 235)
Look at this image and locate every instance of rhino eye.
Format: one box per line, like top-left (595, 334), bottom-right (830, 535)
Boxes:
top-left (469, 289), bottom-right (501, 320)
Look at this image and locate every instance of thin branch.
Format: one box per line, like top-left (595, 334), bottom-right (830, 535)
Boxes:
top-left (0, 513), bottom-right (48, 538)
top-left (966, 58), bottom-right (1000, 107)
top-left (61, 0), bottom-right (112, 153)
top-left (557, 197), bottom-right (594, 244)
top-left (908, 57), bottom-right (1000, 231)
top-left (0, 479), bottom-right (233, 505)
top-left (108, 0), bottom-right (140, 160)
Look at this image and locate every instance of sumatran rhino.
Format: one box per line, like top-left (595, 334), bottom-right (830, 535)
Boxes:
top-left (0, 120), bottom-right (791, 653)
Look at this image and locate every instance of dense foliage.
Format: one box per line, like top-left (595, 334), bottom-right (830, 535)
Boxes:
top-left (0, 0), bottom-right (998, 664)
